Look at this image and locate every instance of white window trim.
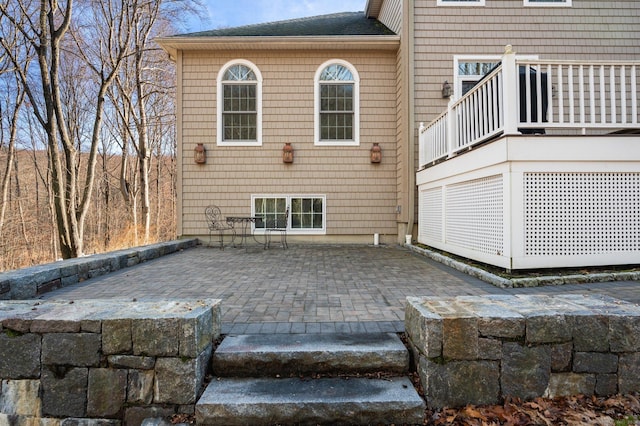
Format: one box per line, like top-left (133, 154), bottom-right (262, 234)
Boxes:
top-left (437, 0), bottom-right (485, 6)
top-left (251, 195), bottom-right (327, 235)
top-left (452, 54), bottom-right (538, 99)
top-left (314, 59), bottom-right (360, 146)
top-left (524, 0), bottom-right (571, 6)
top-left (217, 59), bottom-right (263, 147)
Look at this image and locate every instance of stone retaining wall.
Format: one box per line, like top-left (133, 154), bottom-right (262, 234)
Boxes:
top-left (0, 239), bottom-right (198, 300)
top-left (405, 295), bottom-right (640, 408)
top-left (0, 299), bottom-right (221, 425)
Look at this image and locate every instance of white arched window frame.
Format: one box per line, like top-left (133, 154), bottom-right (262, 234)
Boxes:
top-left (217, 59), bottom-right (263, 146)
top-left (314, 59), bottom-right (360, 146)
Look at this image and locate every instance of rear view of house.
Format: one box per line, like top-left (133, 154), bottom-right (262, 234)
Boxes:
top-left (159, 0), bottom-right (640, 270)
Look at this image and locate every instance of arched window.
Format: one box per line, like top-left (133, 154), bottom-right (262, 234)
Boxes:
top-left (314, 60), bottom-right (360, 146)
top-left (217, 60), bottom-right (262, 146)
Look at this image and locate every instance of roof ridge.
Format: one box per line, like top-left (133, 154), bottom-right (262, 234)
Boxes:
top-left (228, 11), bottom-right (365, 30)
top-left (185, 10), bottom-right (364, 36)
top-left (177, 11), bottom-right (394, 38)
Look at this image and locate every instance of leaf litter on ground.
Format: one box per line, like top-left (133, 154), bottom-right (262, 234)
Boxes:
top-left (427, 393), bottom-right (640, 426)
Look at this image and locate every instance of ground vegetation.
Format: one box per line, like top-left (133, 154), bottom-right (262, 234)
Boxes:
top-left (0, 0), bottom-right (205, 270)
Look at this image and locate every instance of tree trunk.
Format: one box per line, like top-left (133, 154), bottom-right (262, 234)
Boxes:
top-left (13, 157), bottom-right (34, 263)
top-left (0, 89), bottom-right (23, 238)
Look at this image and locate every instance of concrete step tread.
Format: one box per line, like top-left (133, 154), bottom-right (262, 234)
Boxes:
top-left (196, 376), bottom-right (426, 425)
top-left (213, 332), bottom-right (409, 376)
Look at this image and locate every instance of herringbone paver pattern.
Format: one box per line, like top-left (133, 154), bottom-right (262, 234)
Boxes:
top-left (42, 245), bottom-right (639, 333)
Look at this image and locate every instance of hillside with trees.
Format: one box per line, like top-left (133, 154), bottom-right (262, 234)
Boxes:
top-left (0, 149), bottom-right (176, 271)
top-left (0, 0), bottom-right (204, 271)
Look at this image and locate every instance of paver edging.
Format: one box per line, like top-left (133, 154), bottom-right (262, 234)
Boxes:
top-left (406, 243), bottom-right (640, 288)
top-left (406, 244), bottom-right (512, 288)
top-left (0, 239), bottom-right (198, 300)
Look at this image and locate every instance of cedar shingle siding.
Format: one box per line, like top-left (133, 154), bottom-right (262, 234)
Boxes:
top-left (179, 50), bottom-right (399, 240)
top-left (413, 0), bottom-right (640, 124)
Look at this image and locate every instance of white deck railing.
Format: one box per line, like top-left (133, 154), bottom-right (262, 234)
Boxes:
top-left (419, 47), bottom-right (640, 168)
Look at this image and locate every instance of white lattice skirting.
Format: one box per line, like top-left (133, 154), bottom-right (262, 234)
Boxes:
top-left (419, 171), bottom-right (640, 270)
top-left (524, 172), bottom-right (640, 257)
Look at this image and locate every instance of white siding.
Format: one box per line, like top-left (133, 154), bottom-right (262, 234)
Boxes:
top-left (379, 0), bottom-right (402, 34)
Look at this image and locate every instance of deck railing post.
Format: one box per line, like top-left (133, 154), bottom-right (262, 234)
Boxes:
top-left (418, 122), bottom-right (425, 167)
top-left (446, 97), bottom-right (456, 158)
top-left (501, 45), bottom-right (519, 135)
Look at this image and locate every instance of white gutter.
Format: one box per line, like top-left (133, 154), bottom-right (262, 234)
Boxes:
top-left (156, 35), bottom-right (400, 60)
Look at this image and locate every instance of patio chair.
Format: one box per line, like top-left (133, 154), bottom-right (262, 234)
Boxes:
top-left (264, 207), bottom-right (289, 249)
top-left (205, 205), bottom-right (236, 249)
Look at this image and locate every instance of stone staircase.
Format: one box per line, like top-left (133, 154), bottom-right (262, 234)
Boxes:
top-left (196, 333), bottom-right (426, 425)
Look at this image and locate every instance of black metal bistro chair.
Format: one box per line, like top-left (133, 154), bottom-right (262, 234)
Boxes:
top-left (205, 205), bottom-right (236, 249)
top-left (264, 207), bottom-right (289, 249)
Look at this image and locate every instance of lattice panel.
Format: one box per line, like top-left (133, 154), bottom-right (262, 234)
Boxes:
top-left (419, 187), bottom-right (443, 242)
top-left (446, 175), bottom-right (504, 255)
top-left (524, 173), bottom-right (640, 256)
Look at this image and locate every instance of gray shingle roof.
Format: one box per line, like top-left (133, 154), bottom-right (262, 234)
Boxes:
top-left (178, 12), bottom-right (395, 38)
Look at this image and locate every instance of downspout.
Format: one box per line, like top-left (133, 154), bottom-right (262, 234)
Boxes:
top-left (406, 0), bottom-right (416, 238)
top-left (175, 50), bottom-right (184, 238)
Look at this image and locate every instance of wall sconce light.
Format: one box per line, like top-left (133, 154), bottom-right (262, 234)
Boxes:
top-left (370, 143), bottom-right (382, 163)
top-left (194, 143), bottom-right (206, 164)
top-left (282, 143), bottom-right (294, 163)
top-left (441, 80), bottom-right (452, 98)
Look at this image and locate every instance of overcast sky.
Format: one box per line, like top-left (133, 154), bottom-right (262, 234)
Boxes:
top-left (188, 0), bottom-right (367, 32)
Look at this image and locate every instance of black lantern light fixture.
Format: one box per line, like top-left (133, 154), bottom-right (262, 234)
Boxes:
top-left (442, 80), bottom-right (452, 98)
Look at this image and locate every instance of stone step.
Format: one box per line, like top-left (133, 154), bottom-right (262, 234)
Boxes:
top-left (212, 332), bottom-right (409, 377)
top-left (196, 376), bottom-right (426, 426)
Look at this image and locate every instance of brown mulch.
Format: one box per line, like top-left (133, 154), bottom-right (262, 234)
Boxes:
top-left (425, 393), bottom-right (640, 426)
top-left (169, 413), bottom-right (196, 424)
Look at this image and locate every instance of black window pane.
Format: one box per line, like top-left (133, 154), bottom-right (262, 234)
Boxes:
top-left (223, 84), bottom-right (256, 112)
top-left (319, 82), bottom-right (354, 140)
top-left (223, 113), bottom-right (257, 141)
top-left (291, 213), bottom-right (301, 228)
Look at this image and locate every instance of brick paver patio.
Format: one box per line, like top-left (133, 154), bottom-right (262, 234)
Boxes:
top-left (42, 244), bottom-right (639, 334)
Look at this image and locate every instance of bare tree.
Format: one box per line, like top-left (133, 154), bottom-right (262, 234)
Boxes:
top-left (0, 0), bottom-right (199, 268)
top-left (0, 0), bottom-right (132, 258)
top-left (112, 0), bottom-right (174, 244)
top-left (0, 10), bottom-right (31, 268)
top-left (0, 61), bottom-right (26, 241)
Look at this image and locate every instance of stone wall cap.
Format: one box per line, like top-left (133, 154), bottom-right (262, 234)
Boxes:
top-left (555, 294), bottom-right (640, 316)
top-left (0, 299), bottom-right (222, 326)
top-left (406, 297), bottom-right (443, 320)
top-left (406, 295), bottom-right (640, 319)
top-left (454, 296), bottom-right (524, 319)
